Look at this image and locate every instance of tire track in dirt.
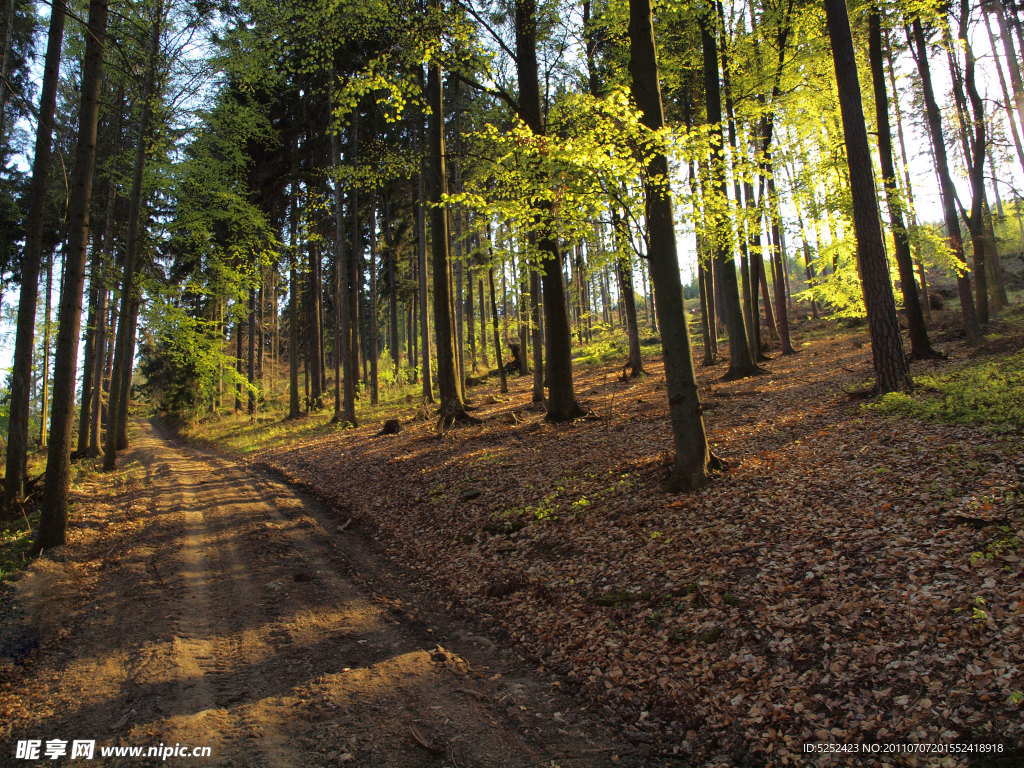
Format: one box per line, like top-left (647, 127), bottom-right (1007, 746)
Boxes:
top-left (2, 419), bottom-right (645, 767)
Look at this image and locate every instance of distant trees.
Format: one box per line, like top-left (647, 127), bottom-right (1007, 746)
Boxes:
top-left (2, 0), bottom-right (1023, 531)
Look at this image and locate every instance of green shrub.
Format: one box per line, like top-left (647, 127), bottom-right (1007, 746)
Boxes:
top-left (869, 351), bottom-right (1024, 431)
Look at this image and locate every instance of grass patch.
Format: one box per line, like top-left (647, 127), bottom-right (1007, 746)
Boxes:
top-left (184, 375), bottom-right (429, 455)
top-left (869, 351), bottom-right (1024, 431)
top-left (0, 508), bottom-right (38, 584)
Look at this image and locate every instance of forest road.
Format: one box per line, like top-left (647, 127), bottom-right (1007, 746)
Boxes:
top-left (0, 419), bottom-right (643, 768)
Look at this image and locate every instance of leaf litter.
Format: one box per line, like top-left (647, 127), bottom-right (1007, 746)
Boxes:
top-left (254, 326), bottom-right (1023, 766)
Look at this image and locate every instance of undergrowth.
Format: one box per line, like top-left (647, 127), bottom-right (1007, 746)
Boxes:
top-left (869, 350), bottom-right (1024, 431)
top-left (0, 508), bottom-right (38, 584)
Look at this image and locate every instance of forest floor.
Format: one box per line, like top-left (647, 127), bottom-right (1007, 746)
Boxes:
top-left (183, 309), bottom-right (1024, 767)
top-left (0, 420), bottom-right (643, 767)
top-left (1, 309), bottom-right (1023, 768)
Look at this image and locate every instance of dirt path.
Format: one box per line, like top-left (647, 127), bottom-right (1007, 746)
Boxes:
top-left (1, 419), bottom-right (644, 768)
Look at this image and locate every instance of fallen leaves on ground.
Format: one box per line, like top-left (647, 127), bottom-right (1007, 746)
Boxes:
top-left (249, 325), bottom-right (1023, 766)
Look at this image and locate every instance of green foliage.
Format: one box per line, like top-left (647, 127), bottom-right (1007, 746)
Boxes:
top-left (139, 296), bottom-right (254, 423)
top-left (574, 332), bottom-right (626, 366)
top-left (0, 508), bottom-right (38, 584)
top-left (970, 527), bottom-right (1022, 566)
top-left (869, 351), bottom-right (1024, 431)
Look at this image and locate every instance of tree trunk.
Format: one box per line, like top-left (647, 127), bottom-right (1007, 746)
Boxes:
top-left (908, 18), bottom-right (982, 345)
top-left (529, 250), bottom-right (543, 402)
top-left (466, 253), bottom-right (476, 371)
top-left (0, 0), bottom-right (15, 143)
top-left (958, 14), bottom-right (991, 325)
top-left (515, 0), bottom-right (583, 422)
top-left (518, 252), bottom-right (530, 376)
top-left (488, 260), bottom-right (507, 394)
top-left (247, 287), bottom-right (257, 414)
top-left (288, 185), bottom-right (301, 419)
top-left (612, 212), bottom-right (645, 376)
top-left (765, 172), bottom-right (796, 354)
top-left (700, 18), bottom-right (762, 375)
top-left (43, 21), bottom-right (113, 539)
top-left (39, 252), bottom-right (53, 449)
top-left (478, 269), bottom-right (488, 368)
top-left (884, 49), bottom-right (932, 325)
top-left (306, 236), bottom-right (324, 409)
top-left (3, 0), bottom-right (66, 507)
top-left (348, 115), bottom-right (363, 405)
top-left (629, 0), bottom-right (717, 490)
top-left (368, 194), bottom-right (379, 406)
top-left (416, 160), bottom-right (433, 400)
top-left (384, 196), bottom-right (400, 377)
top-left (868, 7), bottom-right (935, 359)
top-left (104, 2), bottom-right (163, 469)
top-left (426, 21), bottom-right (472, 427)
top-left (982, 5), bottom-right (1024, 175)
top-left (990, 0), bottom-right (1024, 134)
top-left (825, 0), bottom-right (911, 393)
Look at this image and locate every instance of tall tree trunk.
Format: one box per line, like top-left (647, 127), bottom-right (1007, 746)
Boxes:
top-left (958, 13), bottom-right (991, 325)
top-left (982, 5), bottom-right (1024, 174)
top-left (825, 0), bottom-right (911, 393)
top-left (368, 194), bottom-right (379, 406)
top-left (466, 252), bottom-right (476, 371)
top-left (384, 196), bottom-right (400, 377)
top-left (629, 0), bottom-right (717, 490)
top-left (518, 251), bottom-right (530, 376)
top-left (478, 268), bottom-right (488, 368)
top-left (0, 0), bottom-right (15, 144)
top-left (529, 251), bottom-right (543, 402)
top-left (104, 2), bottom-right (163, 469)
top-left (288, 184), bottom-right (301, 419)
top-left (612, 212), bottom-right (645, 377)
top-left (765, 172), bottom-right (795, 354)
top-left (488, 260), bottom-right (507, 394)
top-left (990, 0), bottom-right (1024, 133)
top-left (416, 117), bottom-right (433, 402)
top-left (247, 287), bottom-right (257, 414)
top-left (744, 180), bottom-right (765, 358)
top-left (426, 20), bottom-right (472, 427)
top-left (868, 8), bottom-right (935, 358)
top-left (515, 0), bottom-right (583, 421)
top-left (3, 0), bottom-right (66, 507)
top-left (884, 50), bottom-right (932, 324)
top-left (986, 148), bottom-right (1011, 308)
top-left (235, 320), bottom-right (244, 412)
top-left (39, 251), bottom-right (53, 449)
top-left (908, 17), bottom-right (982, 345)
top-left (700, 18), bottom-right (762, 375)
top-left (331, 133), bottom-right (352, 422)
top-left (306, 237), bottom-right (324, 409)
top-left (36, 0), bottom-right (109, 548)
top-left (348, 115), bottom-right (363, 404)
top-left (77, 229), bottom-right (103, 457)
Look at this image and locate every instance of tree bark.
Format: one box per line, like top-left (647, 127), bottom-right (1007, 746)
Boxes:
top-left (368, 193), bottom-right (379, 405)
top-left (35, 0), bottom-right (108, 549)
top-left (288, 183), bottom-right (302, 419)
top-left (3, 0), bottom-right (66, 507)
top-left (104, 2), bottom-right (163, 469)
top-left (825, 0), bottom-right (911, 393)
top-left (908, 17), bottom-right (982, 345)
top-left (384, 195), bottom-right (400, 377)
top-left (612, 212), bottom-right (645, 377)
top-left (514, 0), bottom-right (583, 421)
top-left (426, 20), bottom-right (472, 427)
top-left (247, 287), bottom-right (257, 414)
top-left (416, 124), bottom-right (433, 402)
top-left (629, 0), bottom-right (717, 490)
top-left (867, 8), bottom-right (935, 359)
